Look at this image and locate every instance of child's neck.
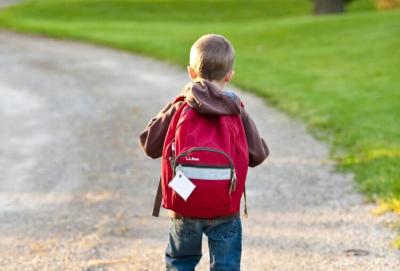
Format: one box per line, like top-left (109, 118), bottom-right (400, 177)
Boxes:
top-left (212, 80), bottom-right (226, 90)
top-left (197, 77), bottom-right (225, 90)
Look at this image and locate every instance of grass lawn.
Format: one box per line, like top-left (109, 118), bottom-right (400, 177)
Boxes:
top-left (1, 0), bottom-right (399, 241)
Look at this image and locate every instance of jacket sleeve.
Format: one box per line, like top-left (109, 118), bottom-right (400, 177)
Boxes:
top-left (241, 108), bottom-right (269, 167)
top-left (138, 99), bottom-right (184, 159)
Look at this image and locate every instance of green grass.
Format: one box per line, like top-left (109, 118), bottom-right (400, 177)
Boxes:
top-left (0, 0), bottom-right (399, 221)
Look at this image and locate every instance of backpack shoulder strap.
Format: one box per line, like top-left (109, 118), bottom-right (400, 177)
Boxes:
top-left (152, 99), bottom-right (187, 217)
top-left (152, 177), bottom-right (163, 217)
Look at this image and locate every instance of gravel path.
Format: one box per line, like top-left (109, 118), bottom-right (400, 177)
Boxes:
top-left (0, 0), bottom-right (23, 8)
top-left (0, 31), bottom-right (399, 270)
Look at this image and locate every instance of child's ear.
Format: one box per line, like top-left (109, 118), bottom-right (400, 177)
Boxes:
top-left (187, 66), bottom-right (198, 80)
top-left (224, 70), bottom-right (235, 82)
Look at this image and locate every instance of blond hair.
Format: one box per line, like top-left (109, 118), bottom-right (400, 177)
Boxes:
top-left (190, 34), bottom-right (235, 81)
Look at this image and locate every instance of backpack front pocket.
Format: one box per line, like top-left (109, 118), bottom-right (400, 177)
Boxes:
top-left (172, 172), bottom-right (232, 213)
top-left (171, 147), bottom-right (236, 216)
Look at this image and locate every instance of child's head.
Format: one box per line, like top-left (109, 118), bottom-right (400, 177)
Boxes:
top-left (188, 34), bottom-right (235, 85)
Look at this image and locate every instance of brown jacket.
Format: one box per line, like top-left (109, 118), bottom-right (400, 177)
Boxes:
top-left (139, 80), bottom-right (269, 167)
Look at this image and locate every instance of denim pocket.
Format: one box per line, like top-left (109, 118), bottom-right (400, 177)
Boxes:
top-left (208, 218), bottom-right (242, 240)
top-left (172, 218), bottom-right (199, 239)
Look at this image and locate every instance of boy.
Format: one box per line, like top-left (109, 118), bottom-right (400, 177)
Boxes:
top-left (139, 34), bottom-right (268, 270)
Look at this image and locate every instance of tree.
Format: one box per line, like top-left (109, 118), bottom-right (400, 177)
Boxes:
top-left (314, 0), bottom-right (354, 15)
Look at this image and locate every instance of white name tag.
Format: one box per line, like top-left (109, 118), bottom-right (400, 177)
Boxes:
top-left (168, 169), bottom-right (196, 201)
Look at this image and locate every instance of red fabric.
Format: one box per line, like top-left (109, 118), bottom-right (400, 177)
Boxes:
top-left (161, 103), bottom-right (249, 218)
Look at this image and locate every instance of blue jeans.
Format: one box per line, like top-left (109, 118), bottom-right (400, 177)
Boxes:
top-left (166, 216), bottom-right (242, 271)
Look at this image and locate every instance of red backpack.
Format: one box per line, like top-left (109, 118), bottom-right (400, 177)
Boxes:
top-left (153, 97), bottom-right (249, 219)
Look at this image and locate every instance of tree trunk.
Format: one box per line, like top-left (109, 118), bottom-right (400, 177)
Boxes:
top-left (314, 0), bottom-right (345, 14)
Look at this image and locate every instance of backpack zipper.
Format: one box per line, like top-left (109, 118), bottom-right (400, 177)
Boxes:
top-left (174, 147), bottom-right (237, 194)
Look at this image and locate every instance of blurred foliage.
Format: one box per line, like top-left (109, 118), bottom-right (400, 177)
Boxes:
top-left (395, 236), bottom-right (400, 249)
top-left (376, 0), bottom-right (400, 10)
